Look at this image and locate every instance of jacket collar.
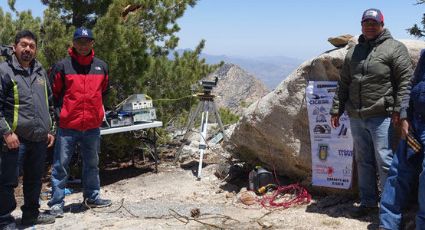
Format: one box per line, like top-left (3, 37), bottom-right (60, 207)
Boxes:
top-left (8, 54), bottom-right (42, 75)
top-left (68, 47), bottom-right (94, 66)
top-left (358, 28), bottom-right (392, 45)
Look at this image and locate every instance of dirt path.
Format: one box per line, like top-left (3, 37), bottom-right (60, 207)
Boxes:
top-left (11, 161), bottom-right (377, 230)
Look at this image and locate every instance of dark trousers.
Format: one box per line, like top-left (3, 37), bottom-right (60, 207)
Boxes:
top-left (0, 138), bottom-right (47, 224)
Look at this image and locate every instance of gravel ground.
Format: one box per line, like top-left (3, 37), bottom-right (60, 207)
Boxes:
top-left (9, 160), bottom-right (379, 230)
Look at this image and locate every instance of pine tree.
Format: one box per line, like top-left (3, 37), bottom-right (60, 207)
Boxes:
top-left (38, 0), bottom-right (112, 27)
top-left (1, 0), bottom-right (220, 161)
top-left (409, 0), bottom-right (425, 37)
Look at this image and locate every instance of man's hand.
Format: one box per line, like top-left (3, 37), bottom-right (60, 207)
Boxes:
top-left (47, 134), bottom-right (55, 148)
top-left (401, 119), bottom-right (409, 140)
top-left (331, 115), bottom-right (340, 128)
top-left (3, 132), bottom-right (20, 149)
top-left (391, 112), bottom-right (400, 127)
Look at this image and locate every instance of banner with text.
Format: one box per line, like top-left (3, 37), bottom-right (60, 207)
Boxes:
top-left (306, 81), bottom-right (353, 189)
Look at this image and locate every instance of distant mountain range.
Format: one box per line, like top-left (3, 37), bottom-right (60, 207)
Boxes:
top-left (171, 50), bottom-right (302, 90)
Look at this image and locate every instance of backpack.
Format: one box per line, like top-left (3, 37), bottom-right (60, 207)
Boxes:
top-left (411, 49), bottom-right (425, 116)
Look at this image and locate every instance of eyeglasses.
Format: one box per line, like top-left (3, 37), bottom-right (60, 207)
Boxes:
top-left (361, 21), bottom-right (381, 27)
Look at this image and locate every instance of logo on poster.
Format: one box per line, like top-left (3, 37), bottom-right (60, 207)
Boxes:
top-left (318, 144), bottom-right (329, 161)
top-left (327, 166), bottom-right (334, 176)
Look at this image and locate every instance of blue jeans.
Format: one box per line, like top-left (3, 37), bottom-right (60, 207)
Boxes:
top-left (350, 116), bottom-right (393, 207)
top-left (48, 128), bottom-right (101, 208)
top-left (380, 117), bottom-right (425, 230)
top-left (0, 138), bottom-right (47, 224)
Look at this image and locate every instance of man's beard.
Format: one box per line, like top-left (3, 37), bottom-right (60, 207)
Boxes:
top-left (21, 53), bottom-right (33, 62)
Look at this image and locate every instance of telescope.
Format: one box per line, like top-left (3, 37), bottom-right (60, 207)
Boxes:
top-left (200, 77), bottom-right (218, 93)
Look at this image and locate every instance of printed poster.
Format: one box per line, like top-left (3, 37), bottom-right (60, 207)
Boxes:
top-left (306, 81), bottom-right (353, 189)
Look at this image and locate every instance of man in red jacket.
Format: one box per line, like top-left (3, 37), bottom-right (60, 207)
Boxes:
top-left (47, 27), bottom-right (111, 217)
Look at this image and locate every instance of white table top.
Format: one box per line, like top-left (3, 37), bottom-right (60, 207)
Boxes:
top-left (100, 121), bottom-right (163, 135)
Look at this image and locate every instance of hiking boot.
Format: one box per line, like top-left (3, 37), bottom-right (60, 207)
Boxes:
top-left (49, 204), bottom-right (64, 218)
top-left (21, 213), bottom-right (55, 226)
top-left (84, 198), bottom-right (112, 208)
top-left (348, 205), bottom-right (378, 218)
top-left (0, 222), bottom-right (16, 230)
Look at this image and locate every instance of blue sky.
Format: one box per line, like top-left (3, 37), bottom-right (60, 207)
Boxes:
top-left (1, 1), bottom-right (424, 59)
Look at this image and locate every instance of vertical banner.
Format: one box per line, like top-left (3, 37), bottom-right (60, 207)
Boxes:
top-left (306, 81), bottom-right (353, 189)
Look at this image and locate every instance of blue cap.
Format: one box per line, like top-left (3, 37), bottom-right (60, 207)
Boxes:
top-left (73, 27), bottom-right (94, 40)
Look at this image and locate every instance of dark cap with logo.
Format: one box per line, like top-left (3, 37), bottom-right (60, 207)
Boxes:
top-left (73, 27), bottom-right (94, 41)
top-left (361, 8), bottom-right (384, 23)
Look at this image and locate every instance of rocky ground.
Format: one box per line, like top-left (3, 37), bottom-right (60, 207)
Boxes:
top-left (11, 154), bottom-right (381, 230)
top-left (12, 124), bottom-right (416, 229)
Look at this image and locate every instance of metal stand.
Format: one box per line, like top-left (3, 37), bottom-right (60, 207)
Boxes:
top-left (100, 121), bottom-right (163, 172)
top-left (174, 93), bottom-right (227, 179)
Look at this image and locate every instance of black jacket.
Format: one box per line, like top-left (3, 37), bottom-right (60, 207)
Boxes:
top-left (0, 46), bottom-right (54, 142)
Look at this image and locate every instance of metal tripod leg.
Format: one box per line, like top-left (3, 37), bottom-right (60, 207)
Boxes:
top-left (174, 94), bottom-right (227, 180)
top-left (197, 102), bottom-right (209, 179)
top-left (211, 101), bottom-right (228, 141)
top-left (197, 101), bottom-right (226, 180)
top-left (173, 102), bottom-right (203, 163)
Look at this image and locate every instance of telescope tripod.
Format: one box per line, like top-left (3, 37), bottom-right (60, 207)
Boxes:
top-left (174, 93), bottom-right (227, 179)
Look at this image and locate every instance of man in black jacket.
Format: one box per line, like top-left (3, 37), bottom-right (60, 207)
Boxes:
top-left (0, 31), bottom-right (55, 229)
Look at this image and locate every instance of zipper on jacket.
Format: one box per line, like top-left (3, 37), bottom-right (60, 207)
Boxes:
top-left (359, 43), bottom-right (375, 119)
top-left (82, 73), bottom-right (86, 130)
top-left (81, 65), bottom-right (91, 130)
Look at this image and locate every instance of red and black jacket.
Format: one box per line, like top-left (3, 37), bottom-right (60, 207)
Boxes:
top-left (50, 48), bottom-right (109, 131)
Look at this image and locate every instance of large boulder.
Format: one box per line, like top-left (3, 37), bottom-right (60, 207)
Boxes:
top-left (228, 39), bottom-right (425, 186)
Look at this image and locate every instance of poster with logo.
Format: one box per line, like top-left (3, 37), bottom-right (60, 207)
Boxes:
top-left (306, 81), bottom-right (353, 189)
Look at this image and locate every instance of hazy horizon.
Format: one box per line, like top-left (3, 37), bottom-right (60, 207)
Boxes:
top-left (1, 1), bottom-right (424, 60)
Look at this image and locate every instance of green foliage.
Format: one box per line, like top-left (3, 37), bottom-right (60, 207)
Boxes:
top-left (1, 0), bottom-right (218, 163)
top-left (0, 9), bottom-right (15, 45)
top-left (101, 133), bottom-right (137, 160)
top-left (0, 6), bottom-right (68, 67)
top-left (38, 8), bottom-right (70, 67)
top-left (145, 42), bottom-right (220, 124)
top-left (240, 100), bottom-right (249, 108)
top-left (41, 0), bottom-right (113, 27)
top-left (0, 9), bottom-right (45, 62)
top-left (218, 107), bottom-right (240, 125)
top-left (409, 1), bottom-right (425, 37)
top-left (7, 0), bottom-right (16, 12)
top-left (94, 0), bottom-right (218, 160)
top-left (14, 11), bottom-right (41, 33)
